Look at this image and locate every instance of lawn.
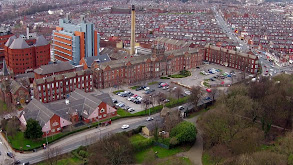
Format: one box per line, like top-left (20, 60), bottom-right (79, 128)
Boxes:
top-left (38, 154), bottom-right (83, 165)
top-left (203, 81), bottom-right (210, 87)
top-left (8, 132), bottom-right (64, 150)
top-left (169, 70), bottom-right (191, 78)
top-left (148, 81), bottom-right (158, 85)
top-left (156, 156), bottom-right (192, 165)
top-left (202, 152), bottom-right (218, 165)
top-left (113, 90), bottom-right (124, 94)
top-left (135, 145), bottom-right (189, 163)
top-left (0, 100), bottom-right (8, 112)
top-left (130, 86), bottom-right (140, 90)
top-left (117, 108), bottom-right (131, 117)
top-left (133, 105), bottom-right (163, 116)
top-left (130, 134), bottom-right (147, 143)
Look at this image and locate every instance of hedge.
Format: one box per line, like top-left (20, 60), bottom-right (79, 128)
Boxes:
top-left (165, 97), bottom-right (189, 108)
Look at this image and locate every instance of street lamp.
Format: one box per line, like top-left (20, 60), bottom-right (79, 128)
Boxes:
top-left (45, 123), bottom-right (48, 147)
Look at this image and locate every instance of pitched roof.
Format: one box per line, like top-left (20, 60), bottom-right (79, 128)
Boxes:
top-left (35, 35), bottom-right (48, 46)
top-left (34, 61), bottom-right (74, 75)
top-left (10, 80), bottom-right (22, 94)
top-left (92, 93), bottom-right (114, 107)
top-left (5, 35), bottom-right (16, 47)
top-left (83, 54), bottom-right (111, 68)
top-left (23, 98), bottom-right (55, 127)
top-left (9, 37), bottom-right (30, 49)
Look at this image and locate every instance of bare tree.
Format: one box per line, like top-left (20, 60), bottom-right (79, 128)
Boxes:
top-left (142, 95), bottom-right (151, 114)
top-left (189, 86), bottom-right (202, 112)
top-left (88, 133), bottom-right (134, 165)
top-left (157, 92), bottom-right (166, 105)
top-left (210, 87), bottom-right (219, 103)
top-left (44, 146), bottom-right (62, 165)
top-left (173, 86), bottom-right (183, 100)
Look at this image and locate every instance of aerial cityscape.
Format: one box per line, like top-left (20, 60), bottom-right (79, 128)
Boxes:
top-left (0, 0), bottom-right (292, 164)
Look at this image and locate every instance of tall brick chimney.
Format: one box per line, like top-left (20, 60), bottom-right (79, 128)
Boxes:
top-left (130, 5), bottom-right (136, 55)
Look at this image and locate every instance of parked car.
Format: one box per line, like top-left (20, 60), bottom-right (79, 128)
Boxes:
top-left (23, 162), bottom-right (30, 165)
top-left (146, 117), bottom-right (154, 121)
top-left (14, 160), bottom-right (21, 164)
top-left (205, 97), bottom-right (211, 100)
top-left (7, 152), bottom-right (13, 158)
top-left (144, 87), bottom-right (150, 91)
top-left (163, 99), bottom-right (170, 103)
top-left (121, 125), bottom-right (130, 129)
top-left (136, 86), bottom-right (144, 91)
top-left (128, 108), bottom-right (135, 112)
top-left (112, 98), bottom-right (118, 103)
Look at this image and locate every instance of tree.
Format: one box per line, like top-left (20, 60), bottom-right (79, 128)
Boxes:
top-left (24, 119), bottom-right (43, 139)
top-left (170, 121), bottom-right (197, 145)
top-left (142, 95), bottom-right (151, 114)
top-left (156, 92), bottom-right (166, 105)
top-left (44, 146), bottom-right (62, 165)
top-left (88, 133), bottom-right (134, 165)
top-left (189, 86), bottom-right (202, 112)
top-left (173, 86), bottom-right (183, 100)
top-left (5, 117), bottom-right (19, 137)
top-left (209, 87), bottom-right (219, 102)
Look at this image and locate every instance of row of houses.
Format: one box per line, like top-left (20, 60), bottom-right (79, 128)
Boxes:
top-left (19, 89), bottom-right (117, 136)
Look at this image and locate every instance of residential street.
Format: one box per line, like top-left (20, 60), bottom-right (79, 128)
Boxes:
top-left (5, 114), bottom-right (160, 164)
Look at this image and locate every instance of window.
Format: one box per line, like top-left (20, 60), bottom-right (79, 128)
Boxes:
top-left (51, 129), bottom-right (55, 133)
top-left (100, 108), bottom-right (105, 113)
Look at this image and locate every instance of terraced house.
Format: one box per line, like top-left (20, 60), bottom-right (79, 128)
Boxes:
top-left (91, 45), bottom-right (204, 89)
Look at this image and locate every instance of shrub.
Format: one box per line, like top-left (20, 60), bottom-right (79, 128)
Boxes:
top-left (160, 76), bottom-right (170, 79)
top-left (170, 121), bottom-right (197, 145)
top-left (165, 97), bottom-right (189, 108)
top-left (169, 137), bottom-right (179, 147)
top-left (132, 138), bottom-right (154, 151)
top-left (79, 150), bottom-right (89, 158)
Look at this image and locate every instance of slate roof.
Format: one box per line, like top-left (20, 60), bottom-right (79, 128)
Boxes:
top-left (83, 54), bottom-right (111, 68)
top-left (23, 89), bottom-right (107, 126)
top-left (2, 60), bottom-right (9, 76)
top-left (23, 98), bottom-right (55, 127)
top-left (35, 35), bottom-right (48, 46)
top-left (34, 61), bottom-right (74, 75)
top-left (10, 80), bottom-right (22, 94)
top-left (92, 93), bottom-right (114, 107)
top-left (5, 35), bottom-right (16, 47)
top-left (9, 37), bottom-right (30, 49)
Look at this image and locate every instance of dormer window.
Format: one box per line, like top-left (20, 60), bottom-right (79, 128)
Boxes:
top-left (100, 108), bottom-right (105, 113)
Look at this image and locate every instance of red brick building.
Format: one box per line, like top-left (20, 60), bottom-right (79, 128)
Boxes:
top-left (0, 62), bottom-right (30, 106)
top-left (204, 45), bottom-right (259, 74)
top-left (92, 45), bottom-right (204, 89)
top-left (33, 69), bottom-right (93, 103)
top-left (19, 89), bottom-right (117, 136)
top-left (4, 35), bottom-right (50, 74)
top-left (0, 28), bottom-right (13, 68)
top-left (34, 61), bottom-right (75, 79)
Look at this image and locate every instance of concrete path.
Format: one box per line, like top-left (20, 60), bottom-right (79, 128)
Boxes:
top-left (177, 115), bottom-right (203, 165)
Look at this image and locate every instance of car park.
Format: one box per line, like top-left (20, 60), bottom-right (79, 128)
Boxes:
top-left (112, 98), bottom-right (118, 103)
top-left (136, 86), bottom-right (144, 91)
top-left (144, 87), bottom-right (150, 91)
top-left (121, 125), bottom-right (130, 129)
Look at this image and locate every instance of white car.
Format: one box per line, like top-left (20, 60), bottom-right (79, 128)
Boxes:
top-left (144, 87), bottom-right (150, 91)
top-left (146, 117), bottom-right (154, 121)
top-left (128, 108), bottom-right (135, 112)
top-left (121, 125), bottom-right (129, 129)
top-left (178, 106), bottom-right (185, 111)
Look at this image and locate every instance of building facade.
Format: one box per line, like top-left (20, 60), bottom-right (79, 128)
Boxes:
top-left (0, 27), bottom-right (13, 68)
top-left (204, 45), bottom-right (259, 74)
top-left (33, 69), bottom-right (93, 103)
top-left (4, 35), bottom-right (50, 74)
top-left (0, 62), bottom-right (30, 106)
top-left (153, 37), bottom-right (193, 51)
top-left (92, 45), bottom-right (204, 89)
top-left (52, 14), bottom-right (100, 65)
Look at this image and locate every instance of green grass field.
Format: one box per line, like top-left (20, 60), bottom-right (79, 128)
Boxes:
top-left (130, 134), bottom-right (147, 143)
top-left (117, 108), bottom-right (132, 117)
top-left (135, 145), bottom-right (188, 163)
top-left (148, 81), bottom-right (158, 85)
top-left (38, 155), bottom-right (83, 165)
top-left (8, 132), bottom-right (65, 150)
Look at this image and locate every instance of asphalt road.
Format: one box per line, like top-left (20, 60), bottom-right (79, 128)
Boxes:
top-left (15, 114), bottom-right (161, 164)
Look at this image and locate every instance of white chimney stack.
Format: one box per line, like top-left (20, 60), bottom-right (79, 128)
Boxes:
top-left (26, 25), bottom-right (29, 39)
